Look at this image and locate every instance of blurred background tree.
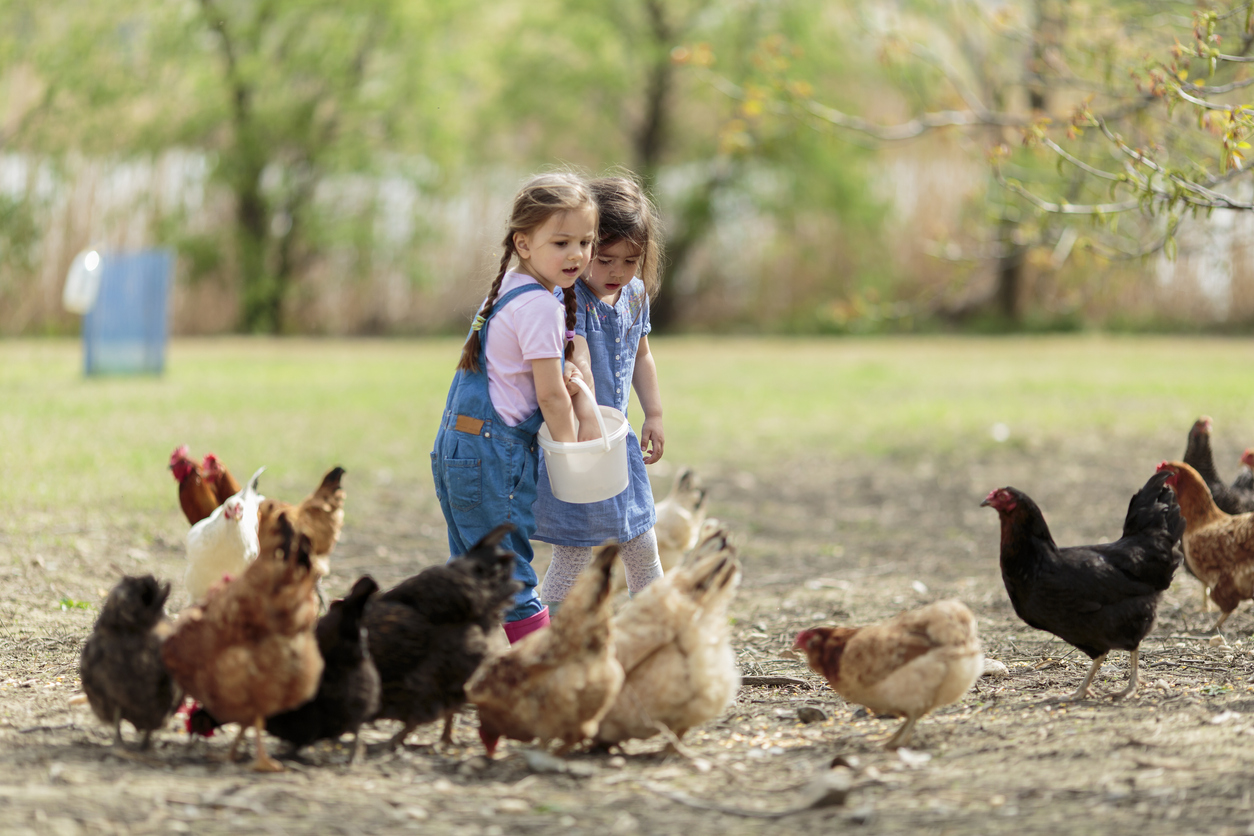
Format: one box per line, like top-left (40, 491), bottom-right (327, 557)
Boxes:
top-left (0, 0), bottom-right (1251, 335)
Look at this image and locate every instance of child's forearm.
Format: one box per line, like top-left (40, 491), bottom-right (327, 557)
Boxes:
top-left (533, 358), bottom-right (578, 442)
top-left (632, 338), bottom-right (662, 419)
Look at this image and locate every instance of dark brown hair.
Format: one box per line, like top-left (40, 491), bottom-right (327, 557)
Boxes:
top-left (457, 173), bottom-right (595, 373)
top-left (588, 174), bottom-right (663, 300)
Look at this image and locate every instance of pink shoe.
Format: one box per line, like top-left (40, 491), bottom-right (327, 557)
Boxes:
top-left (503, 607), bottom-right (550, 644)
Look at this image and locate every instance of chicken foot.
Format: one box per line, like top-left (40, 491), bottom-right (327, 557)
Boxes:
top-left (884, 715), bottom-right (919, 750)
top-left (249, 716), bottom-right (283, 773)
top-left (387, 720), bottom-right (418, 750)
top-left (220, 723), bottom-right (248, 763)
top-left (1209, 610), bottom-right (1232, 635)
top-left (1107, 649), bottom-right (1139, 701)
top-left (1045, 652), bottom-right (1107, 703)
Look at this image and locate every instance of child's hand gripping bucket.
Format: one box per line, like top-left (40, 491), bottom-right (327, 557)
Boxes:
top-left (538, 378), bottom-right (631, 503)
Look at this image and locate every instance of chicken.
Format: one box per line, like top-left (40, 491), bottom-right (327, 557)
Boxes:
top-left (1236, 448), bottom-right (1254, 493)
top-left (1183, 417), bottom-right (1254, 514)
top-left (654, 467), bottom-right (708, 573)
top-left (794, 600), bottom-right (982, 749)
top-left (257, 466), bottom-right (346, 580)
top-left (981, 470), bottom-right (1184, 701)
top-left (1157, 460), bottom-right (1254, 634)
top-left (594, 527), bottom-right (741, 748)
top-left (79, 575), bottom-right (183, 749)
top-left (184, 467), bottom-right (265, 604)
top-left (266, 576), bottom-right (381, 763)
top-left (162, 509), bottom-right (325, 772)
top-left (468, 543), bottom-right (623, 756)
top-left (201, 453), bottom-right (242, 506)
top-left (364, 524), bottom-right (521, 749)
top-left (170, 445), bottom-right (218, 526)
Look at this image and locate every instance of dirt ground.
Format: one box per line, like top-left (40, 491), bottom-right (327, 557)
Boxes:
top-left (5, 437), bottom-right (1254, 836)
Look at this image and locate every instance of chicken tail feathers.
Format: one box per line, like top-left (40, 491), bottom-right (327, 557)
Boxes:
top-left (244, 467), bottom-right (265, 500)
top-left (1123, 470), bottom-right (1187, 545)
top-left (316, 467), bottom-right (346, 499)
top-left (1116, 469), bottom-right (1186, 589)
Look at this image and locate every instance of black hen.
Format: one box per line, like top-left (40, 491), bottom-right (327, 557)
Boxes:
top-left (981, 470), bottom-right (1184, 701)
top-left (266, 575), bottom-right (381, 762)
top-left (80, 575), bottom-right (183, 749)
top-left (364, 523), bottom-right (521, 748)
top-left (1183, 416), bottom-right (1254, 514)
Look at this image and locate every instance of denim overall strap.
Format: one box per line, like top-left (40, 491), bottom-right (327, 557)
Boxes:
top-left (431, 281), bottom-right (552, 623)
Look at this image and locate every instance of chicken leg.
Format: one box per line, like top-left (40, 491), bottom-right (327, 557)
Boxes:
top-left (885, 715), bottom-right (919, 750)
top-left (439, 712), bottom-right (456, 747)
top-left (249, 716), bottom-right (283, 773)
top-left (1108, 649), bottom-right (1139, 701)
top-left (387, 720), bottom-right (418, 750)
top-left (1210, 610), bottom-right (1232, 635)
top-left (1061, 652), bottom-right (1107, 702)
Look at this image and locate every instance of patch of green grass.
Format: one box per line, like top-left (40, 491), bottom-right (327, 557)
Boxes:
top-left (2, 335), bottom-right (1253, 533)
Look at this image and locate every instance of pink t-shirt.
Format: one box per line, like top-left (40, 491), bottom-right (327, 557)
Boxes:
top-left (484, 271), bottom-right (565, 426)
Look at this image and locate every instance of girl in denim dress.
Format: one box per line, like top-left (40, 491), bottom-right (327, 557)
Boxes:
top-left (534, 176), bottom-right (666, 609)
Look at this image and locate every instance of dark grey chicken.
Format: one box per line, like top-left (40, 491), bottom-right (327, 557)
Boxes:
top-left (266, 575), bottom-right (381, 762)
top-left (364, 523), bottom-right (520, 748)
top-left (80, 575), bottom-right (182, 749)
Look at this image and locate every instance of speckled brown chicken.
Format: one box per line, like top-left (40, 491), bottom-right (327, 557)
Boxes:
top-left (162, 510), bottom-right (324, 772)
top-left (795, 600), bottom-right (982, 749)
top-left (467, 544), bottom-right (623, 756)
top-left (1159, 460), bottom-right (1254, 634)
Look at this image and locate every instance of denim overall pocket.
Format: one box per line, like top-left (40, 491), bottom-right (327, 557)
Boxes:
top-left (443, 457), bottom-right (482, 512)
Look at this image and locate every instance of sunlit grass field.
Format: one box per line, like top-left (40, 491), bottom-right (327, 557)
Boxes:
top-left (3, 334), bottom-right (1254, 530)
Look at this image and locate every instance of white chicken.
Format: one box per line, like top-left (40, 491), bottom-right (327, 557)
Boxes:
top-left (654, 467), bottom-right (708, 573)
top-left (595, 527), bottom-right (741, 748)
top-left (184, 467), bottom-right (264, 603)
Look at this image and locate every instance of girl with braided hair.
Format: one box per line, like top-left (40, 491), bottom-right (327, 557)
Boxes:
top-left (431, 172), bottom-right (601, 642)
top-left (533, 173), bottom-right (667, 611)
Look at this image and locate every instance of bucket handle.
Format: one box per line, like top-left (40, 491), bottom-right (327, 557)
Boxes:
top-left (571, 377), bottom-right (612, 452)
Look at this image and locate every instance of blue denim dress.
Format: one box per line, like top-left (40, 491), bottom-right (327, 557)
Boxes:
top-left (533, 278), bottom-right (657, 547)
top-left (430, 283), bottom-right (550, 622)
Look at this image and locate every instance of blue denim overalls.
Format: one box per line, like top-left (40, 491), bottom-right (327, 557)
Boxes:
top-left (533, 278), bottom-right (656, 547)
top-left (431, 283), bottom-right (549, 623)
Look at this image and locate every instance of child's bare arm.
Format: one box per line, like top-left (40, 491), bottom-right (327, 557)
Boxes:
top-left (533, 358), bottom-right (578, 443)
top-left (632, 335), bottom-right (664, 464)
top-left (568, 336), bottom-right (602, 442)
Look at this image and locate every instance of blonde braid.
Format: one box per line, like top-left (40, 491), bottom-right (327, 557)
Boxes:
top-left (562, 285), bottom-right (578, 361)
top-left (457, 240), bottom-right (514, 373)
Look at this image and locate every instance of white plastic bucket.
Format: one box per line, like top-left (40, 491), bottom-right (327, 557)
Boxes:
top-left (538, 378), bottom-right (631, 503)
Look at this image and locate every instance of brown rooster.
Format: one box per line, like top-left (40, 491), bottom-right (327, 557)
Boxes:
top-left (162, 510), bottom-right (325, 772)
top-left (170, 446), bottom-right (218, 526)
top-left (201, 453), bottom-right (243, 506)
top-left (467, 544), bottom-right (623, 756)
top-left (794, 600), bottom-right (982, 749)
top-left (1158, 460), bottom-right (1254, 634)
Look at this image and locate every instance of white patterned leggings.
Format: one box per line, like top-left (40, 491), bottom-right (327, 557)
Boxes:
top-left (540, 528), bottom-right (663, 603)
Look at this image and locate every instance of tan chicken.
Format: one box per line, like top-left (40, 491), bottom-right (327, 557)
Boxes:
top-left (467, 544), bottom-right (623, 756)
top-left (654, 467), bottom-right (708, 573)
top-left (1158, 460), bottom-right (1254, 634)
top-left (794, 600), bottom-right (983, 749)
top-left (595, 527), bottom-right (741, 748)
top-left (162, 509), bottom-right (325, 772)
top-left (257, 466), bottom-right (346, 579)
